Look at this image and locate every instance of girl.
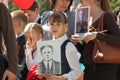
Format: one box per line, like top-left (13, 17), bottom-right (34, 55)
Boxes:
top-left (41, 0), bottom-right (75, 40)
top-left (24, 23), bottom-right (43, 70)
top-left (38, 11), bottom-right (83, 80)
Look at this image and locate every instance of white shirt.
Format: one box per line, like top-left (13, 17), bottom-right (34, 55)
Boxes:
top-left (53, 34), bottom-right (83, 80)
top-left (25, 48), bottom-right (40, 70)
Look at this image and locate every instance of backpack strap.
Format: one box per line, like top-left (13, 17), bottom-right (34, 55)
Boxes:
top-left (61, 39), bottom-right (71, 74)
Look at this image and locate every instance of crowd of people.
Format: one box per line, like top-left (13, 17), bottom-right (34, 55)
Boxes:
top-left (0, 0), bottom-right (120, 80)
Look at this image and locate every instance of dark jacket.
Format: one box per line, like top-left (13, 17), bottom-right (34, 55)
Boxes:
top-left (17, 35), bottom-right (26, 64)
top-left (76, 12), bottom-right (120, 80)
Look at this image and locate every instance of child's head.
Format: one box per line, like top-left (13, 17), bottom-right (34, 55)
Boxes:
top-left (11, 10), bottom-right (28, 36)
top-left (48, 11), bottom-right (68, 39)
top-left (24, 23), bottom-right (43, 47)
top-left (23, 1), bottom-right (39, 23)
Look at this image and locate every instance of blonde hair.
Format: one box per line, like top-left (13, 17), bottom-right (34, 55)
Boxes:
top-left (24, 23), bottom-right (43, 37)
top-left (11, 10), bottom-right (28, 26)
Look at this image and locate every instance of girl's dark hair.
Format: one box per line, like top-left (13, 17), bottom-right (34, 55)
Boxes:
top-left (49, 0), bottom-right (73, 10)
top-left (48, 11), bottom-right (68, 24)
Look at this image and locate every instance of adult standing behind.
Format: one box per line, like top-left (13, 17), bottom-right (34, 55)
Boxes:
top-left (0, 2), bottom-right (18, 80)
top-left (72, 0), bottom-right (120, 80)
top-left (41, 0), bottom-right (75, 40)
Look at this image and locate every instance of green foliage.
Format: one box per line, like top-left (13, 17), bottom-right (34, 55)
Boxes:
top-left (38, 0), bottom-right (50, 15)
top-left (109, 0), bottom-right (120, 10)
top-left (9, 1), bottom-right (18, 12)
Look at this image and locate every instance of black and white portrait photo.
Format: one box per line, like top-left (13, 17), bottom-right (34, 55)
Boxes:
top-left (37, 40), bottom-right (61, 75)
top-left (75, 6), bottom-right (90, 34)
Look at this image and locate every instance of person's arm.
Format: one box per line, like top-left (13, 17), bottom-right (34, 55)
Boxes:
top-left (83, 12), bottom-right (120, 47)
top-left (96, 12), bottom-right (120, 47)
top-left (2, 17), bottom-right (18, 76)
top-left (38, 42), bottom-right (82, 80)
top-left (1, 5), bottom-right (18, 80)
top-left (62, 42), bottom-right (83, 80)
top-left (2, 70), bottom-right (16, 80)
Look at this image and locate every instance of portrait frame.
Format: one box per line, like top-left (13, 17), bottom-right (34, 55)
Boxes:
top-left (75, 6), bottom-right (90, 40)
top-left (37, 40), bottom-right (61, 74)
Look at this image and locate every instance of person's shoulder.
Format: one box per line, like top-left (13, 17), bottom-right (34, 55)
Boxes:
top-left (104, 12), bottom-right (115, 17)
top-left (66, 10), bottom-right (75, 17)
top-left (41, 10), bottom-right (53, 25)
top-left (104, 12), bottom-right (117, 21)
top-left (66, 41), bottom-right (76, 49)
top-left (41, 11), bottom-right (52, 17)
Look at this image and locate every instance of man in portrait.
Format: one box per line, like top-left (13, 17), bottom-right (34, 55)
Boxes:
top-left (76, 8), bottom-right (88, 33)
top-left (38, 45), bottom-right (61, 74)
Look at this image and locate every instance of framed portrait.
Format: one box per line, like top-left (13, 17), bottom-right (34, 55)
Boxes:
top-left (37, 40), bottom-right (61, 75)
top-left (75, 6), bottom-right (90, 40)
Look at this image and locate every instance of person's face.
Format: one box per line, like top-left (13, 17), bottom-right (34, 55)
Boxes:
top-left (49, 22), bottom-right (68, 39)
top-left (24, 9), bottom-right (38, 23)
top-left (12, 19), bottom-right (19, 34)
top-left (55, 0), bottom-right (71, 11)
top-left (12, 19), bottom-right (24, 35)
top-left (41, 47), bottom-right (53, 62)
top-left (30, 29), bottom-right (42, 46)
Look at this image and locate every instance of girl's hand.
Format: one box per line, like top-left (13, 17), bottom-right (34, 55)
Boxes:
top-left (26, 37), bottom-right (33, 48)
top-left (82, 32), bottom-right (97, 43)
top-left (26, 37), bottom-right (36, 49)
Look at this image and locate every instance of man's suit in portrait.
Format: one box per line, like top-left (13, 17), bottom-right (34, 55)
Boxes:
top-left (38, 59), bottom-right (61, 74)
top-left (76, 20), bottom-right (88, 33)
